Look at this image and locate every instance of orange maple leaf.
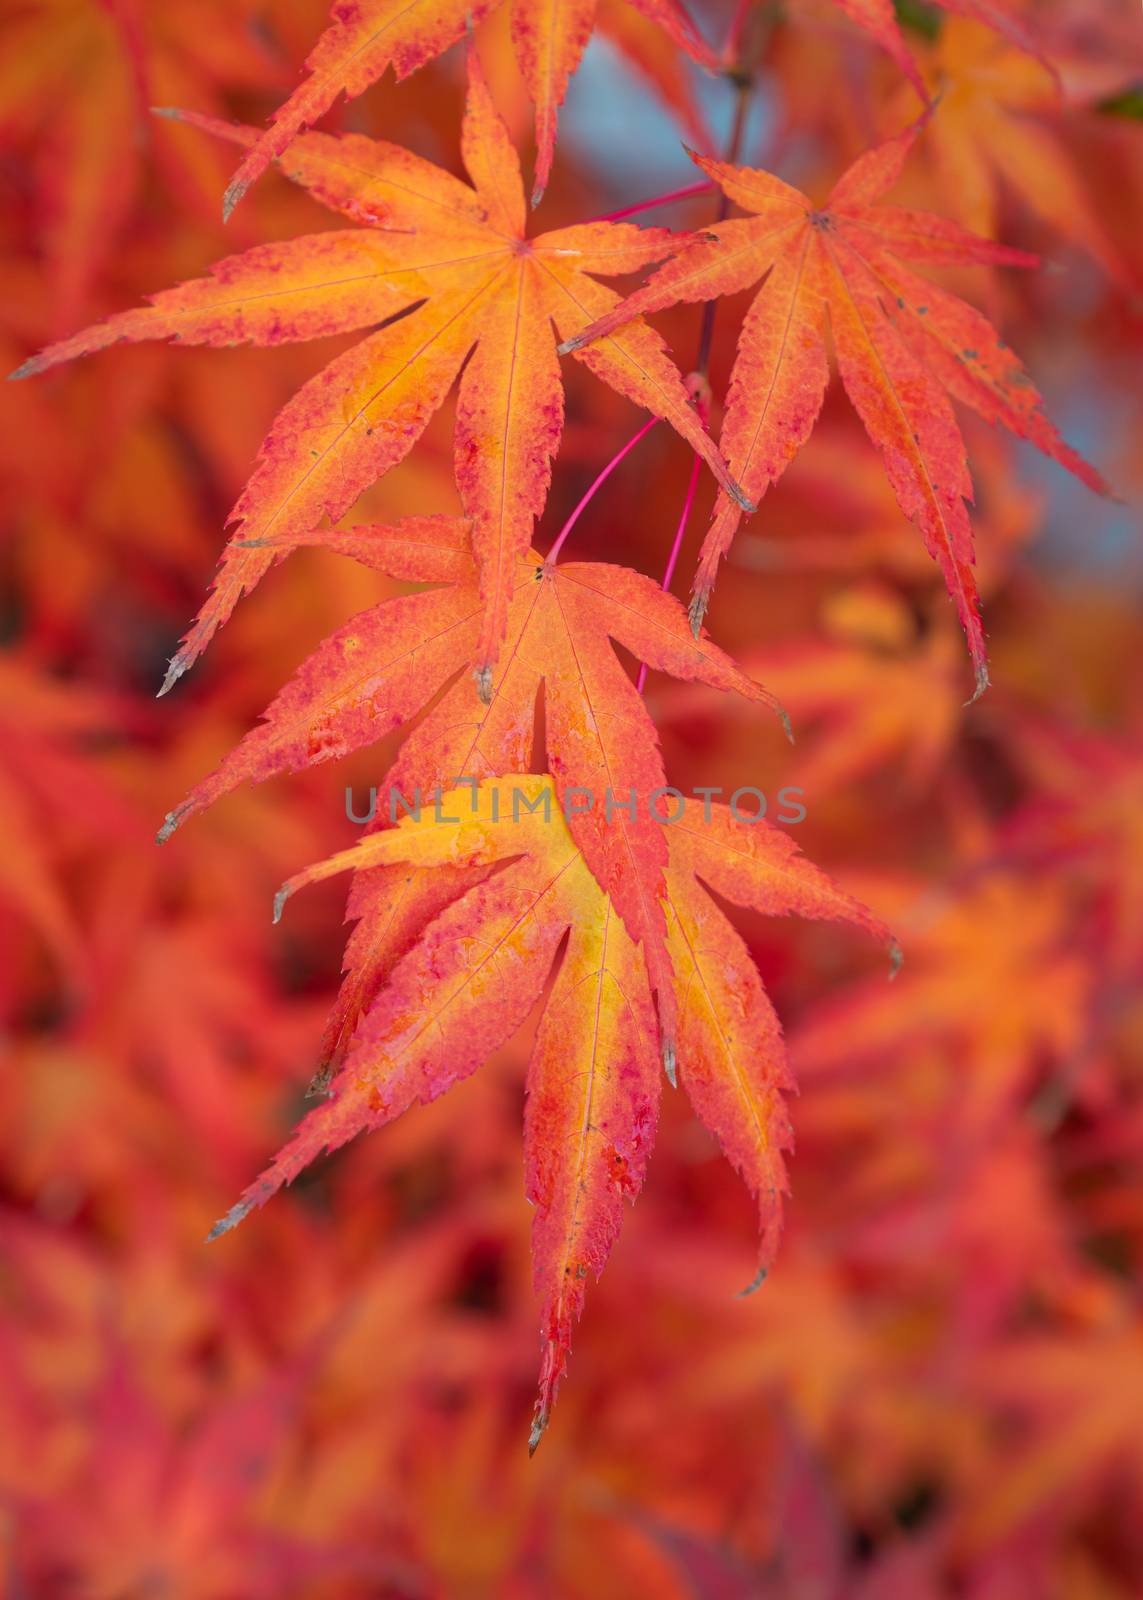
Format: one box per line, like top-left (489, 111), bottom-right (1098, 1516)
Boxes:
top-left (205, 0), bottom-right (1058, 217)
top-left (893, 18), bottom-right (1131, 286)
top-left (794, 871), bottom-right (1088, 1132)
top-left (713, 624), bottom-right (964, 797)
top-left (558, 115), bottom-right (1109, 699)
top-left (218, 0), bottom-right (718, 216)
top-left (967, 1324), bottom-right (1143, 1549)
top-left (157, 514), bottom-right (786, 1072)
top-left (11, 51), bottom-right (748, 694)
top-left (207, 776), bottom-right (895, 1451)
top-left (0, 0), bottom-right (277, 321)
top-left (828, 0), bottom-right (1061, 103)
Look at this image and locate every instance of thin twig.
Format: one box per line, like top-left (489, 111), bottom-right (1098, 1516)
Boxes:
top-left (694, 78), bottom-right (752, 378)
top-left (636, 66), bottom-right (756, 674)
top-left (545, 418), bottom-right (659, 566)
top-left (636, 448), bottom-right (703, 693)
top-left (589, 181), bottom-right (713, 225)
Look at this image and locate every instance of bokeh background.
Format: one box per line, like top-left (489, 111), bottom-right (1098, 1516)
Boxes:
top-left (1, 0), bottom-right (1141, 1593)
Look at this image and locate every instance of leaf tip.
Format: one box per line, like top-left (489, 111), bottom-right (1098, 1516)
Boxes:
top-left (272, 884), bottom-right (294, 925)
top-left (663, 1038), bottom-right (677, 1088)
top-left (888, 939), bottom-right (904, 980)
top-left (221, 176), bottom-right (245, 223)
top-left (688, 589), bottom-right (709, 639)
top-left (155, 804), bottom-right (189, 846)
top-left (8, 354), bottom-right (44, 381)
top-left (737, 1264), bottom-right (768, 1297)
top-left (965, 659), bottom-right (991, 707)
top-left (556, 334), bottom-right (583, 356)
top-left (474, 664), bottom-right (494, 705)
top-left (206, 1199), bottom-right (252, 1242)
top-left (305, 1061), bottom-right (335, 1099)
top-left (527, 1409), bottom-right (548, 1457)
top-left (157, 652), bottom-right (190, 698)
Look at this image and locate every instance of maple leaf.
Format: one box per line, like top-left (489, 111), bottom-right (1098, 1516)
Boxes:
top-left (0, 657), bottom-right (137, 983)
top-left (724, 421), bottom-right (1043, 593)
top-left (684, 623), bottom-right (964, 799)
top-left (156, 514), bottom-right (787, 1071)
top-left (829, 0), bottom-right (932, 101)
top-left (196, 0), bottom-right (1058, 219)
top-left (206, 776), bottom-right (895, 1450)
top-left (0, 0), bottom-right (143, 324)
top-left (826, 0), bottom-right (1062, 102)
top-left (967, 1323), bottom-right (1143, 1549)
top-left (11, 52), bottom-right (748, 693)
top-left (217, 0), bottom-right (718, 218)
top-left (1, 1290), bottom-right (382, 1599)
top-left (793, 871), bottom-right (1088, 1132)
top-left (4, 0), bottom-right (1141, 1578)
top-left (559, 115), bottom-right (1109, 699)
top-left (893, 18), bottom-right (1131, 286)
top-left (0, 0), bottom-right (278, 321)
top-left (1001, 715), bottom-right (1143, 977)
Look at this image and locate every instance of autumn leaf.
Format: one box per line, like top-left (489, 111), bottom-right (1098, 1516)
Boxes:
top-left (793, 871), bottom-right (1087, 1132)
top-left (931, 0), bottom-right (1063, 68)
top-left (0, 0), bottom-right (143, 324)
top-left (892, 19), bottom-right (1131, 285)
top-left (830, 0), bottom-right (931, 101)
top-left (682, 623), bottom-right (964, 798)
top-left (1001, 715), bottom-right (1143, 977)
top-left (11, 51), bottom-right (748, 693)
top-left (218, 0), bottom-right (718, 218)
top-left (0, 657), bottom-right (139, 983)
top-left (202, 0), bottom-right (1059, 222)
top-left (559, 114), bottom-right (1108, 699)
top-left (156, 513), bottom-right (786, 1070)
top-left (3, 0), bottom-right (1142, 1583)
top-left (9, 1315), bottom-right (347, 1596)
top-left (966, 1326), bottom-right (1143, 1549)
top-left (207, 776), bottom-right (894, 1449)
top-left (828, 0), bottom-right (1062, 100)
top-left (0, 0), bottom-right (277, 321)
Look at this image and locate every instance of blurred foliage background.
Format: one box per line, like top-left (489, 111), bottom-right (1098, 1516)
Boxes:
top-left (1, 0), bottom-right (1141, 1593)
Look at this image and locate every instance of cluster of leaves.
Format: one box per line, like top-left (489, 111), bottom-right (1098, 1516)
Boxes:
top-left (1, 0), bottom-right (1141, 1591)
